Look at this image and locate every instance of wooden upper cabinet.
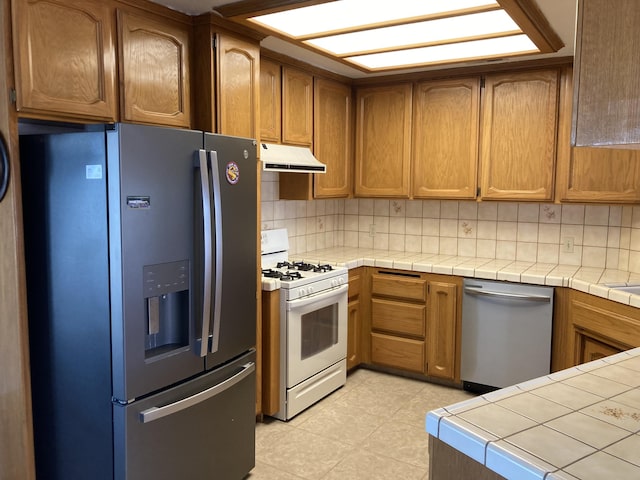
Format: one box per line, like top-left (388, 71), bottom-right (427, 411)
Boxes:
top-left (412, 78), bottom-right (480, 199)
top-left (557, 67), bottom-right (640, 203)
top-left (314, 78), bottom-right (352, 198)
top-left (572, 0), bottom-right (640, 147)
top-left (12, 0), bottom-right (117, 121)
top-left (282, 67), bottom-right (313, 146)
top-left (355, 84), bottom-right (412, 198)
top-left (480, 69), bottom-right (559, 201)
top-left (216, 34), bottom-right (260, 139)
top-left (260, 58), bottom-right (282, 143)
top-left (118, 9), bottom-right (191, 127)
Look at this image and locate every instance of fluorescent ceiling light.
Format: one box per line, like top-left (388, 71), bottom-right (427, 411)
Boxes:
top-left (305, 10), bottom-right (521, 57)
top-left (250, 0), bottom-right (500, 38)
top-left (347, 35), bottom-right (539, 70)
top-left (246, 0), bottom-right (560, 72)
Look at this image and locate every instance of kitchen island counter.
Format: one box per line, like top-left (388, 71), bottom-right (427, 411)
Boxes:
top-left (426, 347), bottom-right (640, 479)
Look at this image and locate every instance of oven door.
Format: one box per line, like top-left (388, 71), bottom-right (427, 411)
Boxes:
top-left (286, 283), bottom-right (348, 387)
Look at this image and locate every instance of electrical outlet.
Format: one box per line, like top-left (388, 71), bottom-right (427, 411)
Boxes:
top-left (369, 224), bottom-right (376, 237)
top-left (562, 236), bottom-right (574, 253)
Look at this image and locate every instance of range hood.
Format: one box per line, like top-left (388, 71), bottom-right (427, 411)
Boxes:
top-left (260, 143), bottom-right (326, 174)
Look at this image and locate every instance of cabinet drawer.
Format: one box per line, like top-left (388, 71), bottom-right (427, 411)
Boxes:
top-left (371, 333), bottom-right (424, 373)
top-left (371, 298), bottom-right (425, 337)
top-left (371, 273), bottom-right (426, 302)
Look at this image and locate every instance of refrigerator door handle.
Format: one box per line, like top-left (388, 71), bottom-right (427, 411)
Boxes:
top-left (197, 149), bottom-right (213, 357)
top-left (208, 150), bottom-right (223, 354)
top-left (139, 362), bottom-right (255, 423)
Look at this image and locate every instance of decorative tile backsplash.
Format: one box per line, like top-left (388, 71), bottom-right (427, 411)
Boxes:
top-left (261, 172), bottom-right (640, 272)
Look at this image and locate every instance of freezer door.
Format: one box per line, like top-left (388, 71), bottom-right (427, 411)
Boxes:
top-left (108, 123), bottom-right (206, 401)
top-left (199, 134), bottom-right (257, 370)
top-left (113, 350), bottom-right (256, 480)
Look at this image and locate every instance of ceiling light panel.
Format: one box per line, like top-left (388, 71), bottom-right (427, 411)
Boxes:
top-left (249, 0), bottom-right (499, 38)
top-left (305, 10), bottom-right (521, 57)
top-left (346, 34), bottom-right (539, 70)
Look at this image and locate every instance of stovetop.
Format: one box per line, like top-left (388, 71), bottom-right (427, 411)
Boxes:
top-left (261, 260), bottom-right (346, 288)
top-left (260, 229), bottom-right (348, 296)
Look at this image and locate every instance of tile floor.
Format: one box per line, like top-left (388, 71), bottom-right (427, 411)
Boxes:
top-left (247, 368), bottom-right (475, 480)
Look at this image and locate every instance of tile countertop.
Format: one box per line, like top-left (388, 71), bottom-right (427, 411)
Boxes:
top-left (426, 348), bottom-right (640, 480)
top-left (262, 247), bottom-right (640, 308)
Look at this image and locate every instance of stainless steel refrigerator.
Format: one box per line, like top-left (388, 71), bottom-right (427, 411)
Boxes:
top-left (20, 122), bottom-right (257, 479)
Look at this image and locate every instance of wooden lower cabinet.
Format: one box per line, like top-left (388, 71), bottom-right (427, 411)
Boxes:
top-left (553, 289), bottom-right (640, 370)
top-left (426, 279), bottom-right (461, 381)
top-left (260, 290), bottom-right (280, 416)
top-left (371, 332), bottom-right (425, 373)
top-left (347, 268), bottom-right (363, 370)
top-left (578, 334), bottom-right (622, 363)
top-left (371, 298), bottom-right (425, 337)
top-left (367, 269), bottom-right (461, 381)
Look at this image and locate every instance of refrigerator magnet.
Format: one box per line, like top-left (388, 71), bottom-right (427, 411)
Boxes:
top-left (226, 162), bottom-right (239, 185)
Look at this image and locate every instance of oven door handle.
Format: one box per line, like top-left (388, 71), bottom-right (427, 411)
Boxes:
top-left (286, 283), bottom-right (348, 310)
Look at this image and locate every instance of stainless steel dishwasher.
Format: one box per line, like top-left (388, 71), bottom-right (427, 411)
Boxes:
top-left (461, 278), bottom-right (554, 393)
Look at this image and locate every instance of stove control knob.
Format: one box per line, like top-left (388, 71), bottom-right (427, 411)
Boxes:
top-left (338, 276), bottom-right (345, 285)
top-left (331, 279), bottom-right (337, 287)
top-left (308, 286), bottom-right (314, 295)
top-left (299, 287), bottom-right (307, 297)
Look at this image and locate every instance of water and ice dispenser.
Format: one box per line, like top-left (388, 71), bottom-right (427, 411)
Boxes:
top-left (143, 260), bottom-right (190, 358)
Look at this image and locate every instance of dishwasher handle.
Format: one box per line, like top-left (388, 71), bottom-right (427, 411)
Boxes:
top-left (464, 286), bottom-right (551, 303)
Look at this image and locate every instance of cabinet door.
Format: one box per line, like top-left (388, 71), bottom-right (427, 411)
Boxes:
top-left (572, 0), bottom-right (640, 147)
top-left (13, 0), bottom-right (117, 121)
top-left (413, 78), bottom-right (480, 199)
top-left (118, 10), bottom-right (191, 127)
top-left (259, 58), bottom-right (281, 143)
top-left (557, 67), bottom-right (640, 202)
top-left (559, 147), bottom-right (640, 202)
top-left (216, 34), bottom-right (260, 139)
top-left (282, 67), bottom-right (313, 146)
top-left (314, 78), bottom-right (352, 198)
top-left (355, 84), bottom-right (412, 197)
top-left (480, 70), bottom-right (559, 201)
top-left (347, 298), bottom-right (360, 370)
top-left (426, 281), bottom-right (458, 381)
top-left (578, 334), bottom-right (622, 364)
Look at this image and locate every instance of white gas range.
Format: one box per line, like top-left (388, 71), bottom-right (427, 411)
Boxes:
top-left (261, 229), bottom-right (348, 420)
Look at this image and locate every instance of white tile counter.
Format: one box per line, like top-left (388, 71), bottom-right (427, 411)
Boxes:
top-left (283, 247), bottom-right (640, 308)
top-left (426, 348), bottom-right (640, 479)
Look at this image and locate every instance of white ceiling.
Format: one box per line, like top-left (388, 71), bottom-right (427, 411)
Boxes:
top-left (151, 0), bottom-right (577, 78)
